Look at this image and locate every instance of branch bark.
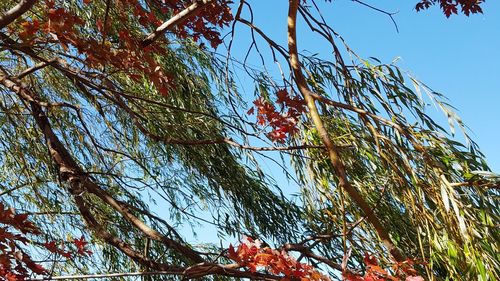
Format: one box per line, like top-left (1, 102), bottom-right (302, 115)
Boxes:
top-left (0, 71), bottom-right (285, 281)
top-left (0, 71), bottom-right (203, 264)
top-left (142, 0), bottom-right (213, 47)
top-left (287, 0), bottom-right (405, 262)
top-left (0, 0), bottom-right (37, 29)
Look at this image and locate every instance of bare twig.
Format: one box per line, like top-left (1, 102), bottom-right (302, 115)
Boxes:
top-left (351, 0), bottom-right (399, 33)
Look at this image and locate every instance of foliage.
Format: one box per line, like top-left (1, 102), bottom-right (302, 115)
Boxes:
top-left (0, 203), bottom-right (46, 280)
top-left (343, 253), bottom-right (425, 281)
top-left (248, 89), bottom-right (306, 142)
top-left (0, 203), bottom-right (90, 280)
top-left (228, 236), bottom-right (329, 281)
top-left (0, 0), bottom-right (498, 280)
top-left (415, 0), bottom-right (484, 17)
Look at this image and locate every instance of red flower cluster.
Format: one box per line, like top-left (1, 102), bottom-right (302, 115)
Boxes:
top-left (248, 89), bottom-right (306, 143)
top-left (227, 236), bottom-right (329, 281)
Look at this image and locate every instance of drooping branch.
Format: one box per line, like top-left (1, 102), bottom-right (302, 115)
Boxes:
top-left (287, 0), bottom-right (405, 262)
top-left (0, 0), bottom-right (37, 29)
top-left (1, 73), bottom-right (168, 271)
top-left (236, 18), bottom-right (289, 60)
top-left (1, 32), bottom-right (325, 153)
top-left (0, 71), bottom-right (203, 264)
top-left (0, 70), bottom-right (291, 281)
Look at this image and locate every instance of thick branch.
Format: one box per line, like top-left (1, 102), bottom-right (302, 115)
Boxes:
top-left (0, 71), bottom-right (286, 281)
top-left (0, 72), bottom-right (203, 264)
top-left (28, 264), bottom-right (280, 281)
top-left (0, 0), bottom-right (37, 29)
top-left (4, 84), bottom-right (168, 271)
top-left (83, 182), bottom-right (205, 263)
top-left (287, 0), bottom-right (405, 262)
top-left (16, 59), bottom-right (56, 79)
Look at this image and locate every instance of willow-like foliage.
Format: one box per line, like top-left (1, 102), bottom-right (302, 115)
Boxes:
top-left (223, 2), bottom-right (498, 279)
top-left (0, 0), bottom-right (301, 278)
top-left (0, 0), bottom-right (498, 280)
top-left (292, 55), bottom-right (499, 279)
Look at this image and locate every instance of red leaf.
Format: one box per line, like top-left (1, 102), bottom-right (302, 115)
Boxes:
top-left (43, 241), bottom-right (57, 253)
top-left (73, 236), bottom-right (92, 256)
top-left (96, 19), bottom-right (104, 33)
top-left (364, 253), bottom-right (379, 266)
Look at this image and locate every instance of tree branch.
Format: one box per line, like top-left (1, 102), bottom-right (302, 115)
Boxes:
top-left (0, 0), bottom-right (37, 29)
top-left (16, 59), bottom-right (57, 79)
top-left (287, 0), bottom-right (405, 262)
top-left (142, 0), bottom-right (213, 47)
top-left (0, 71), bottom-right (203, 264)
top-left (0, 70), bottom-right (288, 281)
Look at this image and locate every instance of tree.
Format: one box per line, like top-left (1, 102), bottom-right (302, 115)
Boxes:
top-left (0, 0), bottom-right (498, 280)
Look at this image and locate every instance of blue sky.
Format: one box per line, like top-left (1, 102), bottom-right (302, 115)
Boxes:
top-left (172, 0), bottom-right (500, 244)
top-left (233, 0), bottom-right (500, 171)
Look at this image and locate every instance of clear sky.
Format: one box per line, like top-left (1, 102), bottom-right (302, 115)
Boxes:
top-left (234, 0), bottom-right (500, 171)
top-left (168, 0), bottom-right (500, 245)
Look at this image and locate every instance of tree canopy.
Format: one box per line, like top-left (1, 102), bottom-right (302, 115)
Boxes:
top-left (0, 0), bottom-right (498, 280)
